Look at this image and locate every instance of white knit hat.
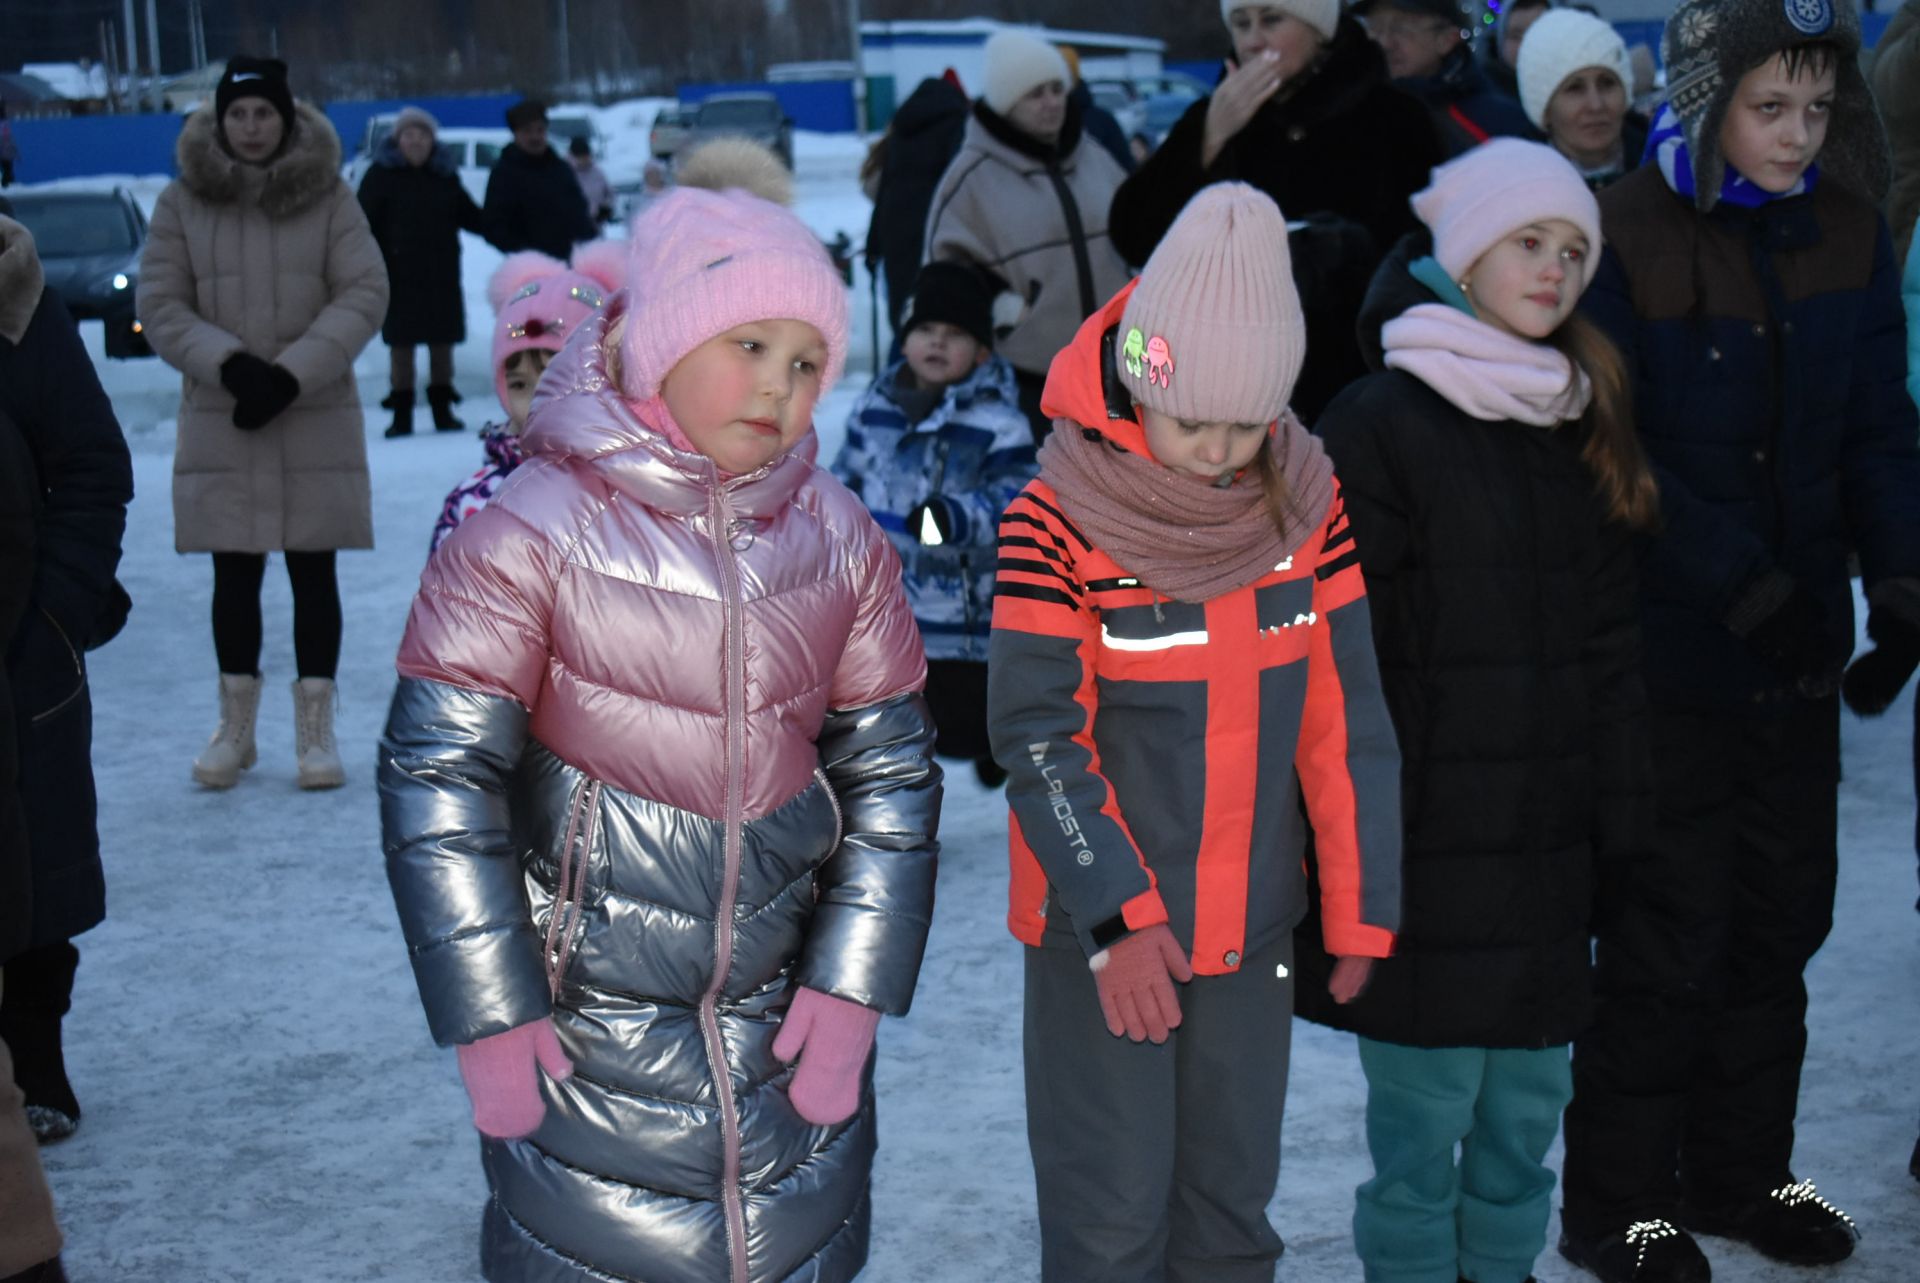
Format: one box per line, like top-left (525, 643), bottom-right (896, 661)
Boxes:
top-left (1117, 183), bottom-right (1306, 426)
top-left (1220, 0), bottom-right (1341, 43)
top-left (981, 29), bottom-right (1072, 115)
top-left (1516, 9), bottom-right (1632, 132)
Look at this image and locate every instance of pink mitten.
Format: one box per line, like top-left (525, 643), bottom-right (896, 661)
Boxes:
top-left (455, 1016), bottom-right (574, 1140)
top-left (772, 987), bottom-right (882, 1126)
top-left (1090, 923), bottom-right (1195, 1044)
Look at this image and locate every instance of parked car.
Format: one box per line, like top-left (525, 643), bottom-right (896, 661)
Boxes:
top-left (681, 93), bottom-right (794, 170)
top-left (1139, 86), bottom-right (1207, 150)
top-left (6, 187), bottom-right (152, 358)
top-left (649, 105), bottom-right (692, 161)
top-left (546, 111), bottom-right (605, 159)
top-left (1087, 79), bottom-right (1146, 140)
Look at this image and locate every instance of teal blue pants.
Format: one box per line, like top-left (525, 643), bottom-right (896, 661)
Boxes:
top-left (1352, 1038), bottom-right (1573, 1283)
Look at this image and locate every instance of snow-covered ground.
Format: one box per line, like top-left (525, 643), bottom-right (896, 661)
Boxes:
top-left (22, 121), bottom-right (1920, 1282)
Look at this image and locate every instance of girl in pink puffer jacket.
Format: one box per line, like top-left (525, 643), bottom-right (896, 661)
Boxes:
top-left (380, 187), bottom-right (942, 1283)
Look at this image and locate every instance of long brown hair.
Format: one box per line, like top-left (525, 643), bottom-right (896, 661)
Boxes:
top-left (1252, 438), bottom-right (1301, 537)
top-left (1547, 312), bottom-right (1658, 530)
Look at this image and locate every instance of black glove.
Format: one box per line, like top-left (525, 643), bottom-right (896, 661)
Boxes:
top-left (1728, 573), bottom-right (1835, 694)
top-left (220, 353), bottom-right (300, 430)
top-left (1843, 607), bottom-right (1920, 716)
top-left (907, 496), bottom-right (955, 546)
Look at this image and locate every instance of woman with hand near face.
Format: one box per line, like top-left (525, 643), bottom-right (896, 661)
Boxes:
top-left (1518, 9), bottom-right (1649, 190)
top-left (138, 56), bottom-right (387, 793)
top-left (1109, 1), bottom-right (1442, 421)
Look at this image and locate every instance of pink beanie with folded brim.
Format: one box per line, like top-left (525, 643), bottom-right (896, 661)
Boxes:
top-left (1412, 138), bottom-right (1604, 282)
top-left (1117, 182), bottom-right (1306, 427)
top-left (489, 251), bottom-right (616, 414)
top-left (619, 186), bottom-right (848, 403)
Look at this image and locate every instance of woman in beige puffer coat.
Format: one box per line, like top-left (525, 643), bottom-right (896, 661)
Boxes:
top-left (137, 57), bottom-right (388, 792)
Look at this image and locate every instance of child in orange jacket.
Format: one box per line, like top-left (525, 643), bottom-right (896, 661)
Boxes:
top-left (987, 182), bottom-right (1403, 1282)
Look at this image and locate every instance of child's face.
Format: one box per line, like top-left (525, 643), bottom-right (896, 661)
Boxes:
top-left (660, 319), bottom-right (828, 475)
top-left (901, 321), bottom-right (985, 389)
top-left (1139, 406), bottom-right (1269, 484)
top-left (1718, 54), bottom-right (1835, 194)
top-left (502, 349), bottom-right (552, 431)
top-left (1462, 218), bottom-right (1592, 341)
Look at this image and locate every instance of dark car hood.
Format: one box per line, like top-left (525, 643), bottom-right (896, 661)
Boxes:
top-left (37, 250), bottom-right (138, 298)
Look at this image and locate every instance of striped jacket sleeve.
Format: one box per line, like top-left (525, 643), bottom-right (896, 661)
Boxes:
top-left (1296, 487), bottom-right (1402, 958)
top-left (987, 482), bottom-right (1167, 959)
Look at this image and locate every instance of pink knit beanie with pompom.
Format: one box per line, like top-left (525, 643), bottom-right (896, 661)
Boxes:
top-left (618, 186), bottom-right (848, 403)
top-left (488, 249), bottom-right (616, 415)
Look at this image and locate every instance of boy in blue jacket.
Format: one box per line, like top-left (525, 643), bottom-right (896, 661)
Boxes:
top-left (832, 261), bottom-right (1036, 786)
top-left (1558, 3), bottom-right (1920, 1281)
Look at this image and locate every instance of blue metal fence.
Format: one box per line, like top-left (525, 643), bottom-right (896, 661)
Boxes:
top-left (6, 93), bottom-right (517, 183)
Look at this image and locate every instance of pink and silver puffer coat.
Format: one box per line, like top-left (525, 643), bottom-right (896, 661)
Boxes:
top-left (379, 303), bottom-right (941, 1283)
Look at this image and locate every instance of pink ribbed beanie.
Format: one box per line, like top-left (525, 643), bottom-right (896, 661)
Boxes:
top-left (1411, 138), bottom-right (1603, 281)
top-left (488, 249), bottom-right (620, 414)
top-left (619, 186), bottom-right (848, 402)
top-left (1116, 182), bottom-right (1305, 426)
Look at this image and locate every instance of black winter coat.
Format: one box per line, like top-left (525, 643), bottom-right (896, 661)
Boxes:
top-left (1109, 17), bottom-right (1442, 421)
top-left (482, 142), bottom-right (596, 261)
top-left (1293, 239), bottom-right (1652, 1048)
top-left (357, 137), bottom-right (486, 346)
top-left (1585, 167), bottom-right (1920, 712)
top-left (866, 76), bottom-right (970, 331)
top-left (0, 288), bottom-right (133, 950)
top-left (0, 407), bottom-right (33, 964)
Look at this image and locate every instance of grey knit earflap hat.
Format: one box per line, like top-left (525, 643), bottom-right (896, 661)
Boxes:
top-left (1661, 0), bottom-right (1889, 211)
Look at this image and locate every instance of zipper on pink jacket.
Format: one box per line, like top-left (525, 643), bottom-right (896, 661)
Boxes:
top-left (700, 483), bottom-right (752, 1283)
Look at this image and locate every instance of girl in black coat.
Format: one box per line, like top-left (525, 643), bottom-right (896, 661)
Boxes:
top-left (1108, 5), bottom-right (1442, 421)
top-left (357, 107), bottom-right (487, 436)
top-left (1293, 141), bottom-right (1657, 1283)
top-left (0, 213), bottom-right (134, 1145)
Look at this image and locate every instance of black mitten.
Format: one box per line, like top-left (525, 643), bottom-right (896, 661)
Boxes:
top-left (237, 363), bottom-right (300, 430)
top-left (1728, 572), bottom-right (1834, 692)
top-left (1843, 606), bottom-right (1920, 716)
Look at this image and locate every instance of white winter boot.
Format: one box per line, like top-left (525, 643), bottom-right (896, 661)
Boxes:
top-left (192, 672), bottom-right (262, 789)
top-left (292, 677), bottom-right (346, 790)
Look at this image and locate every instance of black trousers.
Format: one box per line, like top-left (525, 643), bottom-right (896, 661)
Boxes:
top-left (924, 659), bottom-right (992, 762)
top-left (1025, 925), bottom-right (1294, 1283)
top-left (0, 941), bottom-right (80, 1115)
top-left (211, 551), bottom-right (341, 679)
top-left (1561, 698), bottom-right (1839, 1234)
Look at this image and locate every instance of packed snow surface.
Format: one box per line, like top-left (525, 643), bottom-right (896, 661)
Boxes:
top-left (26, 107), bottom-right (1920, 1282)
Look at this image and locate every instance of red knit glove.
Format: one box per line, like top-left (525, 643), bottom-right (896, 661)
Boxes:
top-left (454, 1017), bottom-right (574, 1140)
top-left (1090, 923), bottom-right (1194, 1044)
top-left (772, 986), bottom-right (883, 1125)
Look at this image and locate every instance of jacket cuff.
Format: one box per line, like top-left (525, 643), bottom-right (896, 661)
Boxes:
top-left (410, 925), bottom-right (551, 1047)
top-left (1867, 576), bottom-right (1920, 631)
top-left (1321, 919), bottom-right (1395, 960)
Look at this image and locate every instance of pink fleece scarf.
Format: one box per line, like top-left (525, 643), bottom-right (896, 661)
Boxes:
top-left (1381, 304), bottom-right (1592, 427)
top-left (1038, 410), bottom-right (1335, 604)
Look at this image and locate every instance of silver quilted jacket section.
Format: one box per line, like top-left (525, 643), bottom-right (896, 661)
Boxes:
top-left (380, 678), bottom-right (941, 1283)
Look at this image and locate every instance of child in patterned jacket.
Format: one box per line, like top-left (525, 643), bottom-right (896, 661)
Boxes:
top-left (830, 260), bottom-right (1036, 785)
top-left (428, 244), bottom-right (624, 554)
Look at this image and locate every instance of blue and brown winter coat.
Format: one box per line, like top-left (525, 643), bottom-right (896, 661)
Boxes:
top-left (1293, 237), bottom-right (1652, 1049)
top-left (830, 354), bottom-right (1036, 661)
top-left (986, 286), bottom-right (1401, 972)
top-left (1585, 165), bottom-right (1920, 712)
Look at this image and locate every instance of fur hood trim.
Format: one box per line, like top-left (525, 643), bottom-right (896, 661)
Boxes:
top-left (175, 100), bottom-right (344, 219)
top-left (0, 215), bottom-right (44, 345)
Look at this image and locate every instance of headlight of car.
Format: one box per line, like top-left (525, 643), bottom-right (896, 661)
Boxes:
top-left (112, 272), bottom-right (130, 291)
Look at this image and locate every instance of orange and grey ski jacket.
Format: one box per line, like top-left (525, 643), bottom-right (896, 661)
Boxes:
top-left (987, 285), bottom-right (1402, 973)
